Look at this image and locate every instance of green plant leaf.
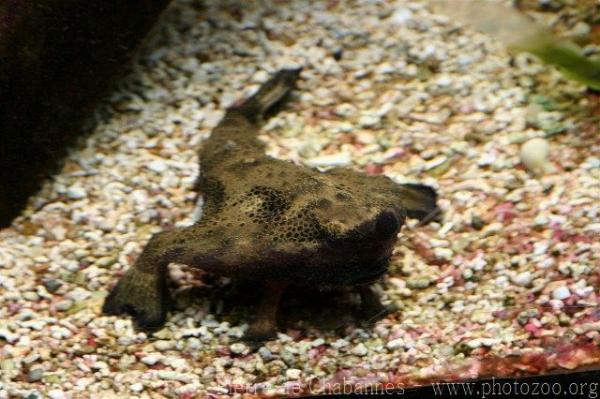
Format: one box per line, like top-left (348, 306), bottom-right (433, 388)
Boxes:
top-left (431, 0), bottom-right (600, 90)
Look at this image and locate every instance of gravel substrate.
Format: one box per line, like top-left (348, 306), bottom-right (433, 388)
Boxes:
top-left (1, 0), bottom-right (599, 398)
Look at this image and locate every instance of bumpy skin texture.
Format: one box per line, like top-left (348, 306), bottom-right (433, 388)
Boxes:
top-left (103, 69), bottom-right (440, 340)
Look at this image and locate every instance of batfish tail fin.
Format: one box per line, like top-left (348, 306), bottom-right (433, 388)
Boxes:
top-left (230, 68), bottom-right (302, 124)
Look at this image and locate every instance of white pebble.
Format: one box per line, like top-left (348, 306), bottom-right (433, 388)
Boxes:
top-left (538, 257), bottom-right (555, 269)
top-left (305, 152), bottom-right (351, 168)
top-left (390, 8), bottom-right (413, 25)
top-left (131, 190), bottom-right (148, 204)
top-left (141, 354), bottom-right (162, 365)
top-left (130, 383), bottom-right (144, 393)
top-left (386, 338), bottom-right (404, 350)
top-left (154, 340), bottom-right (175, 351)
top-left (66, 287), bottom-right (91, 302)
top-left (148, 160), bottom-right (168, 173)
top-left (156, 370), bottom-right (194, 383)
top-left (512, 271), bottom-right (533, 286)
top-left (55, 300), bottom-right (73, 311)
top-left (435, 75), bottom-right (452, 87)
top-left (520, 138), bottom-right (549, 174)
top-left (22, 291), bottom-right (39, 301)
top-left (358, 114), bottom-right (381, 128)
top-left (21, 320), bottom-right (46, 330)
top-left (331, 338), bottom-right (349, 349)
top-left (66, 185), bottom-right (87, 200)
top-left (351, 343), bottom-right (368, 356)
top-left (227, 326), bottom-right (244, 338)
top-left (186, 338), bottom-right (202, 350)
top-left (48, 390), bottom-right (65, 399)
top-left (434, 247), bottom-right (453, 260)
top-left (0, 329), bottom-right (18, 343)
top-left (175, 384), bottom-right (200, 397)
top-left (552, 286), bottom-right (571, 300)
top-left (252, 70), bottom-right (269, 83)
top-left (91, 361), bottom-right (109, 371)
top-left (467, 338), bottom-right (498, 348)
top-left (50, 326), bottom-right (72, 339)
top-left (166, 357), bottom-right (188, 370)
top-left (229, 342), bottom-right (247, 355)
top-left (286, 368), bottom-right (302, 380)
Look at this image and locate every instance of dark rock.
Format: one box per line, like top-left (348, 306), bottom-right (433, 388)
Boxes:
top-left (0, 0), bottom-right (172, 227)
top-left (332, 47), bottom-right (344, 61)
top-left (471, 215), bottom-right (486, 230)
top-left (42, 279), bottom-right (62, 293)
top-left (27, 368), bottom-right (44, 382)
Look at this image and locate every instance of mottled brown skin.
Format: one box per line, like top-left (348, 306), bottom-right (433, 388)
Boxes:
top-left (103, 69), bottom-right (440, 341)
